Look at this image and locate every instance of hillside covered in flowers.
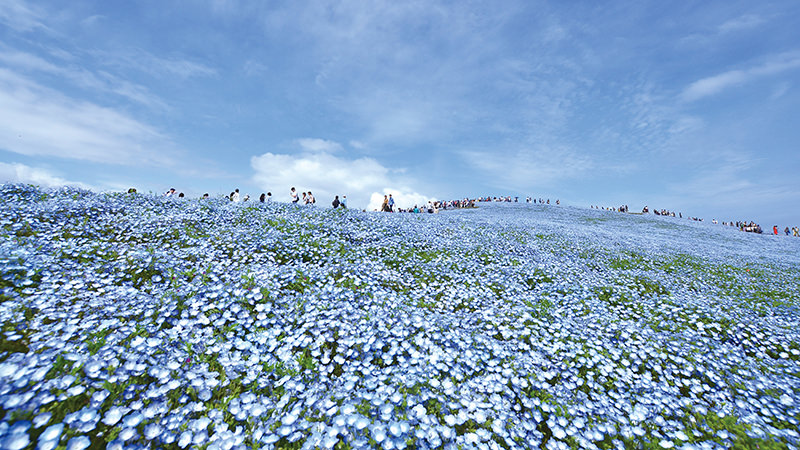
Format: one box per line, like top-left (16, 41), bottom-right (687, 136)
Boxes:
top-left (1, 184), bottom-right (798, 450)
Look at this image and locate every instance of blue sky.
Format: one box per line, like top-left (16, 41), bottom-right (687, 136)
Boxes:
top-left (1, 1), bottom-right (799, 226)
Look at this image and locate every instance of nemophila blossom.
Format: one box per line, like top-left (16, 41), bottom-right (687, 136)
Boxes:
top-left (1, 185), bottom-right (799, 448)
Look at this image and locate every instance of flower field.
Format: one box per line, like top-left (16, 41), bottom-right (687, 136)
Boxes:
top-left (1, 184), bottom-right (798, 450)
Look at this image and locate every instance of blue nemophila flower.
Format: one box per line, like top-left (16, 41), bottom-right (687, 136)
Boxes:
top-left (2, 427), bottom-right (29, 450)
top-left (65, 436), bottom-right (91, 450)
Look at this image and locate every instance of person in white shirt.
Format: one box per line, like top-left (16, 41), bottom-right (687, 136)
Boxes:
top-left (232, 189), bottom-right (240, 202)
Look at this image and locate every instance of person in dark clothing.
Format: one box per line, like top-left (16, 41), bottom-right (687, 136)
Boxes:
top-left (332, 196), bottom-right (340, 208)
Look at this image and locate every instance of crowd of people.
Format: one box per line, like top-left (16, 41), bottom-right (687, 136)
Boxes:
top-left (721, 221), bottom-right (764, 234)
top-left (592, 204), bottom-right (708, 221)
top-left (162, 187), bottom-right (559, 214)
top-left (589, 199), bottom-right (798, 237)
top-left (472, 196), bottom-right (560, 204)
top-left (375, 194), bottom-right (560, 213)
top-left (724, 223), bottom-right (800, 236)
top-left (161, 187), bottom-right (798, 237)
top-left (592, 205), bottom-right (630, 213)
top-left (379, 197), bottom-right (477, 213)
top-left (709, 220), bottom-right (800, 236)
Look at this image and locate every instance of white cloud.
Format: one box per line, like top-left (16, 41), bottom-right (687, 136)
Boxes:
top-left (0, 162), bottom-right (92, 189)
top-left (718, 14), bottom-right (765, 34)
top-left (250, 139), bottom-right (430, 209)
top-left (681, 70), bottom-right (748, 102)
top-left (367, 189), bottom-right (434, 212)
top-left (770, 82), bottom-right (790, 100)
top-left (93, 47), bottom-right (218, 80)
top-left (80, 14), bottom-right (105, 27)
top-left (666, 154), bottom-right (798, 213)
top-left (0, 47), bottom-right (168, 110)
top-left (243, 59), bottom-right (268, 77)
top-left (258, 1), bottom-right (527, 146)
top-left (0, 68), bottom-right (176, 165)
top-left (0, 47), bottom-right (59, 72)
top-left (0, 0), bottom-right (48, 32)
top-left (461, 146), bottom-right (593, 191)
top-left (154, 58), bottom-right (218, 79)
top-left (681, 52), bottom-right (800, 102)
top-left (296, 138), bottom-right (343, 153)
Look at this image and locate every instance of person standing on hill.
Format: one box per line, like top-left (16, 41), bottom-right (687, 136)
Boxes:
top-left (308, 191), bottom-right (316, 205)
top-left (773, 225), bottom-right (778, 235)
top-left (341, 196), bottom-right (347, 208)
top-left (291, 187), bottom-right (299, 204)
top-left (381, 195), bottom-right (390, 212)
top-left (388, 194), bottom-right (395, 212)
top-left (232, 189), bottom-right (240, 202)
top-left (332, 196), bottom-right (340, 208)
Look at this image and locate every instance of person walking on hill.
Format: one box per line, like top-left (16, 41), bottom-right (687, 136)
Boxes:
top-left (388, 194), bottom-right (395, 212)
top-left (773, 225), bottom-right (778, 235)
top-left (332, 196), bottom-right (340, 208)
top-left (291, 187), bottom-right (299, 204)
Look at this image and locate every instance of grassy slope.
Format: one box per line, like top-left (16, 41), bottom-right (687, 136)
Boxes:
top-left (1, 185), bottom-right (799, 449)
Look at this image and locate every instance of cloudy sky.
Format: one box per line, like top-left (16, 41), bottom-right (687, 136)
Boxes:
top-left (1, 0), bottom-right (799, 225)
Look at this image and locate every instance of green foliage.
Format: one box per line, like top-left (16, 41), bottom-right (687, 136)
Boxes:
top-left (282, 272), bottom-right (313, 294)
top-left (523, 269), bottom-right (554, 289)
top-left (609, 251), bottom-right (651, 271)
top-left (86, 327), bottom-right (113, 355)
top-left (625, 275), bottom-right (669, 297)
top-left (522, 296), bottom-right (553, 319)
top-left (295, 348), bottom-right (317, 372)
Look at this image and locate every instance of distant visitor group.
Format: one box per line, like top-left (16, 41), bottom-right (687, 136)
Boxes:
top-left (158, 188), bottom-right (560, 215)
top-left (377, 195), bottom-right (560, 213)
top-left (157, 187), bottom-right (797, 236)
top-left (590, 203), bottom-right (798, 237)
